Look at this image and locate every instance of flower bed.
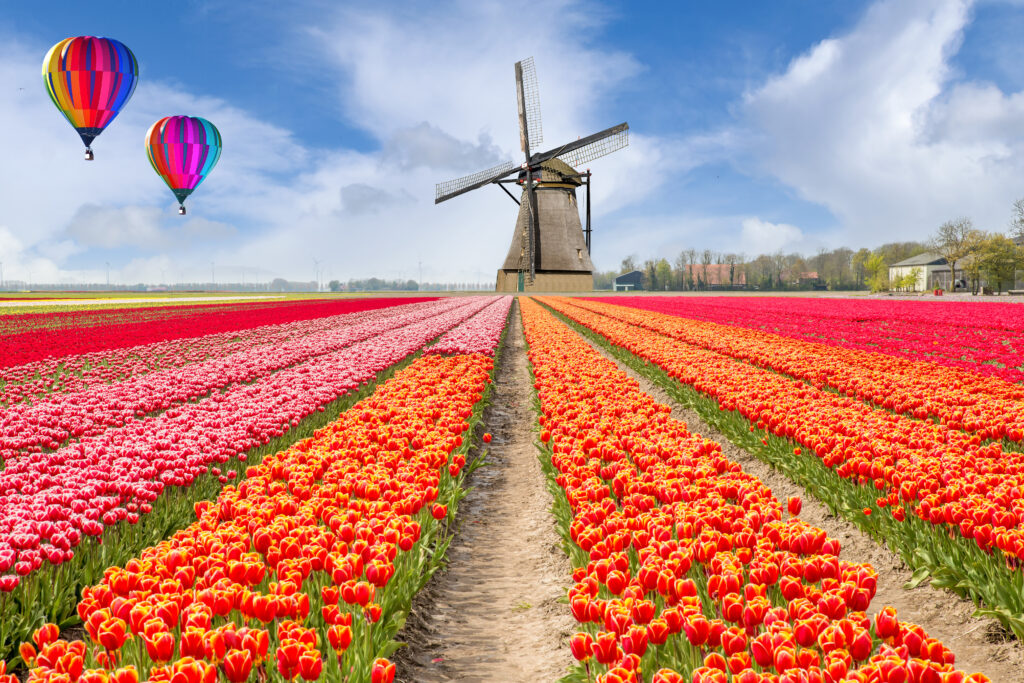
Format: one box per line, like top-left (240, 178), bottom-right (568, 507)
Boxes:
top-left (0, 299), bottom-right (479, 458)
top-left (543, 296), bottom-right (1024, 638)
top-left (521, 297), bottom-right (986, 683)
top-left (425, 296), bottom-right (513, 357)
top-left (0, 300), bottom-right (439, 407)
top-left (10, 351), bottom-right (496, 683)
top-left (594, 296), bottom-right (1024, 383)
top-left (579, 298), bottom-right (1024, 443)
top-left (0, 297), bottom-right (435, 372)
top-left (0, 297), bottom-right (499, 661)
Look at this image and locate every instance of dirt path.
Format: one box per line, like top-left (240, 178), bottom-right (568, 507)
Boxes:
top-left (575, 328), bottom-right (1024, 683)
top-left (396, 300), bottom-right (574, 682)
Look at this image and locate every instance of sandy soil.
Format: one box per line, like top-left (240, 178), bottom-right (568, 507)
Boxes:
top-left (576, 331), bottom-right (1024, 683)
top-left (395, 300), bottom-right (575, 682)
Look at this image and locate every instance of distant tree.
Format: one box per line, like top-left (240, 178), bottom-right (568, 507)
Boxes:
top-left (673, 251), bottom-right (687, 290)
top-left (902, 266), bottom-right (923, 292)
top-left (876, 242), bottom-right (928, 265)
top-left (642, 259), bottom-right (658, 290)
top-left (685, 248), bottom-right (698, 290)
top-left (621, 255), bottom-right (639, 274)
top-left (851, 248), bottom-right (871, 288)
top-left (700, 250), bottom-right (713, 289)
top-left (724, 253), bottom-right (738, 288)
top-left (328, 279), bottom-right (342, 292)
top-left (929, 218), bottom-right (984, 291)
top-left (592, 270), bottom-right (617, 290)
top-left (271, 278), bottom-right (288, 292)
top-left (1011, 198), bottom-right (1024, 243)
top-left (655, 259), bottom-right (673, 290)
top-left (978, 234), bottom-right (1024, 293)
top-left (864, 254), bottom-right (887, 292)
top-left (734, 252), bottom-right (747, 289)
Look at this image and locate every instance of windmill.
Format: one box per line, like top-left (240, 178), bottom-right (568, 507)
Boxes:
top-left (435, 57), bottom-right (628, 292)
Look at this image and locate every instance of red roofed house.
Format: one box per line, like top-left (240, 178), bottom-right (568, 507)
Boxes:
top-left (685, 264), bottom-right (746, 289)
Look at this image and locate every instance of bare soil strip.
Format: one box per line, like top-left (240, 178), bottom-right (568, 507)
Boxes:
top-left (396, 300), bottom-right (574, 682)
top-left (574, 325), bottom-right (1024, 683)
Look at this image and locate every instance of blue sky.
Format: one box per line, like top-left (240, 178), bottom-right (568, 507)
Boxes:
top-left (2, 0), bottom-right (1024, 285)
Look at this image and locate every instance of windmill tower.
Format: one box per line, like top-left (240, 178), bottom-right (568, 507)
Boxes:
top-left (435, 57), bottom-right (629, 292)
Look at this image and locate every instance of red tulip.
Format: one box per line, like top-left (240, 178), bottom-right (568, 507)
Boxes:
top-left (221, 650), bottom-right (253, 683)
top-left (787, 496), bottom-right (802, 516)
top-left (591, 631), bottom-right (620, 665)
top-left (370, 658), bottom-right (396, 683)
top-left (97, 618), bottom-right (128, 652)
top-left (297, 649), bottom-right (322, 681)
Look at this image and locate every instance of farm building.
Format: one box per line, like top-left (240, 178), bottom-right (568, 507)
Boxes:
top-left (888, 252), bottom-right (961, 291)
top-left (610, 270), bottom-right (643, 290)
top-left (613, 270), bottom-right (644, 291)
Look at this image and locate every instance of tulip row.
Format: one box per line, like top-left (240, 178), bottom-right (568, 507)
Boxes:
top-left (0, 299), bottom-right (434, 407)
top-left (541, 296), bottom-right (1024, 637)
top-left (573, 298), bottom-right (1024, 445)
top-left (0, 299), bottom-right (480, 459)
top-left (425, 296), bottom-right (513, 356)
top-left (594, 297), bottom-right (1024, 384)
top-left (0, 297), bottom-right (500, 661)
top-left (519, 297), bottom-right (984, 683)
top-left (0, 297), bottom-right (433, 376)
top-left (9, 350), bottom-right (497, 683)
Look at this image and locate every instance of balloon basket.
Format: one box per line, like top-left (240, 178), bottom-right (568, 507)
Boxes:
top-left (84, 148), bottom-right (94, 161)
top-left (178, 205), bottom-right (186, 215)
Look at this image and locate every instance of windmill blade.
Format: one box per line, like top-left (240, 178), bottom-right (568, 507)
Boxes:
top-left (554, 123), bottom-right (629, 169)
top-left (531, 122), bottom-right (629, 169)
top-left (435, 160), bottom-right (519, 204)
top-left (515, 57), bottom-right (542, 152)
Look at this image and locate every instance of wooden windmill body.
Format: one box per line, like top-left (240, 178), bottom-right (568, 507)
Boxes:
top-left (435, 58), bottom-right (628, 292)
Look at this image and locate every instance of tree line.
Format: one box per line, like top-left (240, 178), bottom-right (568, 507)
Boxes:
top-left (598, 199), bottom-right (1024, 293)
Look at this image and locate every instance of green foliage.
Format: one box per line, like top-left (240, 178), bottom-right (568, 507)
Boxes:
top-left (978, 234), bottom-right (1024, 293)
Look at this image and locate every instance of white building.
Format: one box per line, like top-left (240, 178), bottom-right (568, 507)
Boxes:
top-left (888, 252), bottom-right (961, 291)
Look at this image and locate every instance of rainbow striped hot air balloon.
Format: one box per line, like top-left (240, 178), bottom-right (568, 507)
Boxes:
top-left (145, 116), bottom-right (222, 215)
top-left (43, 36), bottom-right (138, 160)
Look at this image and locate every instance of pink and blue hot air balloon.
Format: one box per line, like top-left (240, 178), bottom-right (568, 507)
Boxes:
top-left (145, 116), bottom-right (222, 214)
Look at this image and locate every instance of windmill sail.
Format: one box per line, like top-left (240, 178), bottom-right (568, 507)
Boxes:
top-left (532, 122), bottom-right (629, 168)
top-left (435, 160), bottom-right (518, 204)
top-left (556, 125), bottom-right (629, 169)
top-left (515, 57), bottom-right (542, 152)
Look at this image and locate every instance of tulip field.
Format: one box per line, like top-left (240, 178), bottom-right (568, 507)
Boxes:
top-left (4, 293), bottom-right (1024, 682)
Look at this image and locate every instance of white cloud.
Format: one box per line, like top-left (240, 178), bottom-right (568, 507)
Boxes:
top-left (65, 205), bottom-right (164, 249)
top-left (740, 0), bottom-right (1024, 247)
top-left (739, 217), bottom-right (805, 254)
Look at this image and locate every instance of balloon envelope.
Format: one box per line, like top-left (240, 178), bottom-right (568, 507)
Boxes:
top-left (145, 116), bottom-right (222, 209)
top-left (43, 36), bottom-right (138, 150)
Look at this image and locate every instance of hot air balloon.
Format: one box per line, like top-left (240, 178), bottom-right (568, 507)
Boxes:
top-left (43, 36), bottom-right (139, 160)
top-left (145, 116), bottom-right (222, 215)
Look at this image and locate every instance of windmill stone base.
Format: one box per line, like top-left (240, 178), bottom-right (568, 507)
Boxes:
top-left (495, 270), bottom-right (593, 292)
